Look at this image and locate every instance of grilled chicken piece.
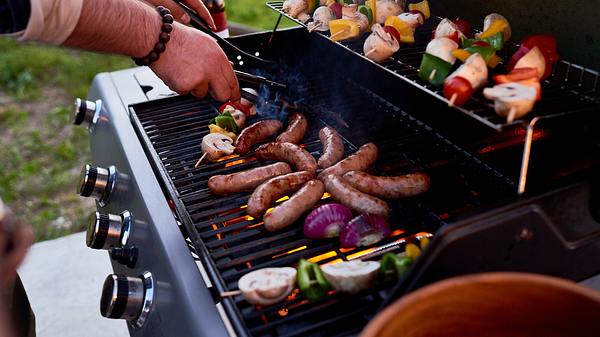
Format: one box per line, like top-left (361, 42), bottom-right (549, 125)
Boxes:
top-left (201, 133), bottom-right (235, 161)
top-left (238, 267), bottom-right (297, 306)
top-left (483, 82), bottom-right (537, 122)
top-left (363, 24), bottom-right (400, 63)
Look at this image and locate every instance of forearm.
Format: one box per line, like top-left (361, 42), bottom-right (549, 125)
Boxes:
top-left (63, 0), bottom-right (162, 58)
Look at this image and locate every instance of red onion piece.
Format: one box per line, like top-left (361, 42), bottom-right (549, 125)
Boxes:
top-left (304, 203), bottom-right (353, 239)
top-left (339, 214), bottom-right (392, 247)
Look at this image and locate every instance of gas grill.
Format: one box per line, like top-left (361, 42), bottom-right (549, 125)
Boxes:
top-left (74, 5), bottom-right (600, 337)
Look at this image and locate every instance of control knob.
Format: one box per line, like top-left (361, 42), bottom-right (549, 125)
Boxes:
top-left (78, 164), bottom-right (116, 206)
top-left (86, 211), bottom-right (132, 250)
top-left (100, 272), bottom-right (153, 327)
top-left (73, 98), bottom-right (101, 131)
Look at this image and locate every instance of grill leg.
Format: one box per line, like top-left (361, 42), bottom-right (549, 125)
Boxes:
top-left (268, 13), bottom-right (284, 47)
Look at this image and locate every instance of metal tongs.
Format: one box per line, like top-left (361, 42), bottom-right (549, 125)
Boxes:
top-left (173, 0), bottom-right (275, 67)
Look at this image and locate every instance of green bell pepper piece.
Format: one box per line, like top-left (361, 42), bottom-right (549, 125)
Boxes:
top-left (357, 5), bottom-right (373, 24)
top-left (380, 253), bottom-right (412, 283)
top-left (297, 259), bottom-right (331, 302)
top-left (212, 111), bottom-right (238, 134)
top-left (464, 46), bottom-right (496, 63)
top-left (461, 32), bottom-right (504, 51)
top-left (418, 53), bottom-right (453, 86)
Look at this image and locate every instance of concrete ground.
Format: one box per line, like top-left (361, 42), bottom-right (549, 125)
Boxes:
top-left (18, 232), bottom-right (129, 337)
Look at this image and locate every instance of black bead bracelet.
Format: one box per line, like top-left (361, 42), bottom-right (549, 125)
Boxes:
top-left (133, 6), bottom-right (174, 66)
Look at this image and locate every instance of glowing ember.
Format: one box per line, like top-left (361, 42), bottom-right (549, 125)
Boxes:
top-left (347, 248), bottom-right (377, 260)
top-left (321, 192), bottom-right (331, 200)
top-left (276, 195), bottom-right (290, 203)
top-left (216, 154), bottom-right (239, 162)
top-left (278, 308), bottom-right (289, 317)
top-left (225, 159), bottom-right (247, 168)
top-left (324, 258), bottom-right (343, 265)
top-left (308, 251), bottom-right (337, 263)
top-left (272, 246), bottom-right (307, 259)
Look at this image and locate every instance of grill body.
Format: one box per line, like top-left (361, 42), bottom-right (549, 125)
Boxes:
top-left (85, 27), bottom-right (600, 337)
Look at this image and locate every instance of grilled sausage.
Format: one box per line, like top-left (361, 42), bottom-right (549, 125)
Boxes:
top-left (322, 174), bottom-right (390, 218)
top-left (318, 142), bottom-right (378, 180)
top-left (256, 142), bottom-right (318, 176)
top-left (276, 112), bottom-right (308, 144)
top-left (247, 171), bottom-right (314, 218)
top-left (234, 119), bottom-right (283, 155)
top-left (264, 180), bottom-right (325, 232)
top-left (342, 171), bottom-right (431, 199)
top-left (317, 127), bottom-right (345, 169)
top-left (208, 162), bottom-right (292, 195)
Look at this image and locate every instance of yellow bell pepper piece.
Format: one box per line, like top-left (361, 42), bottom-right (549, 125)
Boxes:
top-left (367, 0), bottom-right (376, 24)
top-left (329, 19), bottom-right (361, 41)
top-left (487, 53), bottom-right (502, 68)
top-left (405, 243), bottom-right (421, 260)
top-left (420, 237), bottom-right (430, 250)
top-left (451, 49), bottom-right (472, 63)
top-left (325, 0), bottom-right (335, 5)
top-left (384, 15), bottom-right (415, 43)
top-left (209, 124), bottom-right (237, 141)
top-left (408, 0), bottom-right (430, 19)
top-left (478, 19), bottom-right (508, 39)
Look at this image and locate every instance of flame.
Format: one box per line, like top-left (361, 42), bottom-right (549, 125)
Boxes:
top-left (216, 154), bottom-right (239, 162)
top-left (390, 229), bottom-right (406, 237)
top-left (321, 192), bottom-right (331, 200)
top-left (347, 248), bottom-right (377, 260)
top-left (308, 251), bottom-right (337, 263)
top-left (339, 248), bottom-right (355, 253)
top-left (276, 195), bottom-right (290, 203)
top-left (247, 221), bottom-right (264, 228)
top-left (272, 246), bottom-right (307, 259)
top-left (277, 308), bottom-right (289, 317)
top-left (225, 158), bottom-right (247, 167)
top-left (211, 224), bottom-right (222, 240)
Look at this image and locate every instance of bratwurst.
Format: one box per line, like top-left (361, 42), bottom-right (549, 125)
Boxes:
top-left (318, 142), bottom-right (378, 180)
top-left (276, 112), bottom-right (308, 144)
top-left (247, 171), bottom-right (314, 218)
top-left (234, 119), bottom-right (282, 155)
top-left (322, 174), bottom-right (390, 218)
top-left (342, 171), bottom-right (431, 199)
top-left (256, 142), bottom-right (318, 176)
top-left (317, 126), bottom-right (344, 169)
top-left (208, 162), bottom-right (292, 195)
top-left (264, 179), bottom-right (325, 232)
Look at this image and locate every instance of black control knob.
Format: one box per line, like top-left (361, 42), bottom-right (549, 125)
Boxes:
top-left (100, 272), bottom-right (154, 327)
top-left (111, 246), bottom-right (138, 268)
top-left (78, 164), bottom-right (116, 206)
top-left (86, 211), bottom-right (132, 250)
top-left (73, 98), bottom-right (101, 129)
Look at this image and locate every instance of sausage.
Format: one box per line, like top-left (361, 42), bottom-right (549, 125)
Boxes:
top-left (317, 127), bottom-right (345, 169)
top-left (322, 174), bottom-right (390, 218)
top-left (208, 162), bottom-right (292, 195)
top-left (256, 142), bottom-right (317, 176)
top-left (264, 180), bottom-right (325, 232)
top-left (318, 142), bottom-right (378, 180)
top-left (342, 171), bottom-right (431, 199)
top-left (234, 119), bottom-right (283, 155)
top-left (276, 112), bottom-right (308, 144)
top-left (247, 171), bottom-right (314, 218)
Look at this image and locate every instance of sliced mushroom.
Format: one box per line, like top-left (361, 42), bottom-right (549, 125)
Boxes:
top-left (321, 260), bottom-right (380, 294)
top-left (514, 46), bottom-right (546, 80)
top-left (282, 0), bottom-right (308, 18)
top-left (425, 37), bottom-right (458, 65)
top-left (363, 24), bottom-right (400, 62)
top-left (375, 0), bottom-right (403, 24)
top-left (309, 6), bottom-right (335, 32)
top-left (238, 267), bottom-right (297, 306)
top-left (483, 82), bottom-right (537, 122)
top-left (201, 133), bottom-right (235, 161)
top-left (447, 53), bottom-right (488, 90)
top-left (483, 13), bottom-right (511, 41)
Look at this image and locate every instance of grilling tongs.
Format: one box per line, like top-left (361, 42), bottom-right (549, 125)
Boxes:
top-left (172, 0), bottom-right (275, 67)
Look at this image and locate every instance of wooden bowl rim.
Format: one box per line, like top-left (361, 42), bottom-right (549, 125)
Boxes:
top-left (361, 272), bottom-right (600, 337)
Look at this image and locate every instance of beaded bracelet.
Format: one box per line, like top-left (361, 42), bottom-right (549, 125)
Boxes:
top-left (133, 6), bottom-right (174, 66)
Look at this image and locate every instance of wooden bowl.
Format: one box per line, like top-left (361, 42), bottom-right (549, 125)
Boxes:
top-left (361, 272), bottom-right (600, 337)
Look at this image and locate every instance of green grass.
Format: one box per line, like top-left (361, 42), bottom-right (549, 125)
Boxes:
top-left (0, 1), bottom-right (295, 241)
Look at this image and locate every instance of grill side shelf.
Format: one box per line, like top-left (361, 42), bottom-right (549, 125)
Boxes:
top-left (265, 1), bottom-right (600, 132)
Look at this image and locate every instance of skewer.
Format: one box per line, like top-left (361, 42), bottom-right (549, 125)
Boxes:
top-left (448, 93), bottom-right (457, 107)
top-left (220, 290), bottom-right (242, 297)
top-left (330, 30), bottom-right (346, 40)
top-left (428, 69), bottom-right (437, 81)
top-left (194, 152), bottom-right (208, 168)
top-left (365, 48), bottom-right (377, 58)
top-left (506, 107), bottom-right (518, 124)
top-left (308, 22), bottom-right (322, 33)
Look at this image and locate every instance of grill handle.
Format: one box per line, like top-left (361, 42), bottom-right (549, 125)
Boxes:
top-left (172, 0), bottom-right (275, 67)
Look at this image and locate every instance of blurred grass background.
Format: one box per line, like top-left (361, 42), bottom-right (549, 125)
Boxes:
top-left (0, 2), bottom-right (297, 241)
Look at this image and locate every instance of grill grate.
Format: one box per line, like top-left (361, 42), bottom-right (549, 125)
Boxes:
top-left (130, 77), bottom-right (514, 336)
top-left (266, 1), bottom-right (600, 132)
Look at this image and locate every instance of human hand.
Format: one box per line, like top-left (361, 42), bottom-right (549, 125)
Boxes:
top-left (150, 23), bottom-right (240, 102)
top-left (143, 0), bottom-right (216, 29)
top-left (0, 201), bottom-right (33, 288)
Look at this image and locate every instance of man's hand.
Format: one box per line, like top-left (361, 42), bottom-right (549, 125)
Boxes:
top-left (150, 23), bottom-right (240, 102)
top-left (0, 204), bottom-right (33, 288)
top-left (143, 0), bottom-right (216, 29)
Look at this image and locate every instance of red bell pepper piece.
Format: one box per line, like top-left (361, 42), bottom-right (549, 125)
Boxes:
top-left (453, 18), bottom-right (472, 38)
top-left (493, 67), bottom-right (538, 84)
top-left (219, 101), bottom-right (250, 115)
top-left (508, 35), bottom-right (559, 80)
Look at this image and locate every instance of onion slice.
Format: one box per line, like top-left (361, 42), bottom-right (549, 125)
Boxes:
top-left (339, 214), bottom-right (392, 247)
top-left (304, 203), bottom-right (353, 239)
